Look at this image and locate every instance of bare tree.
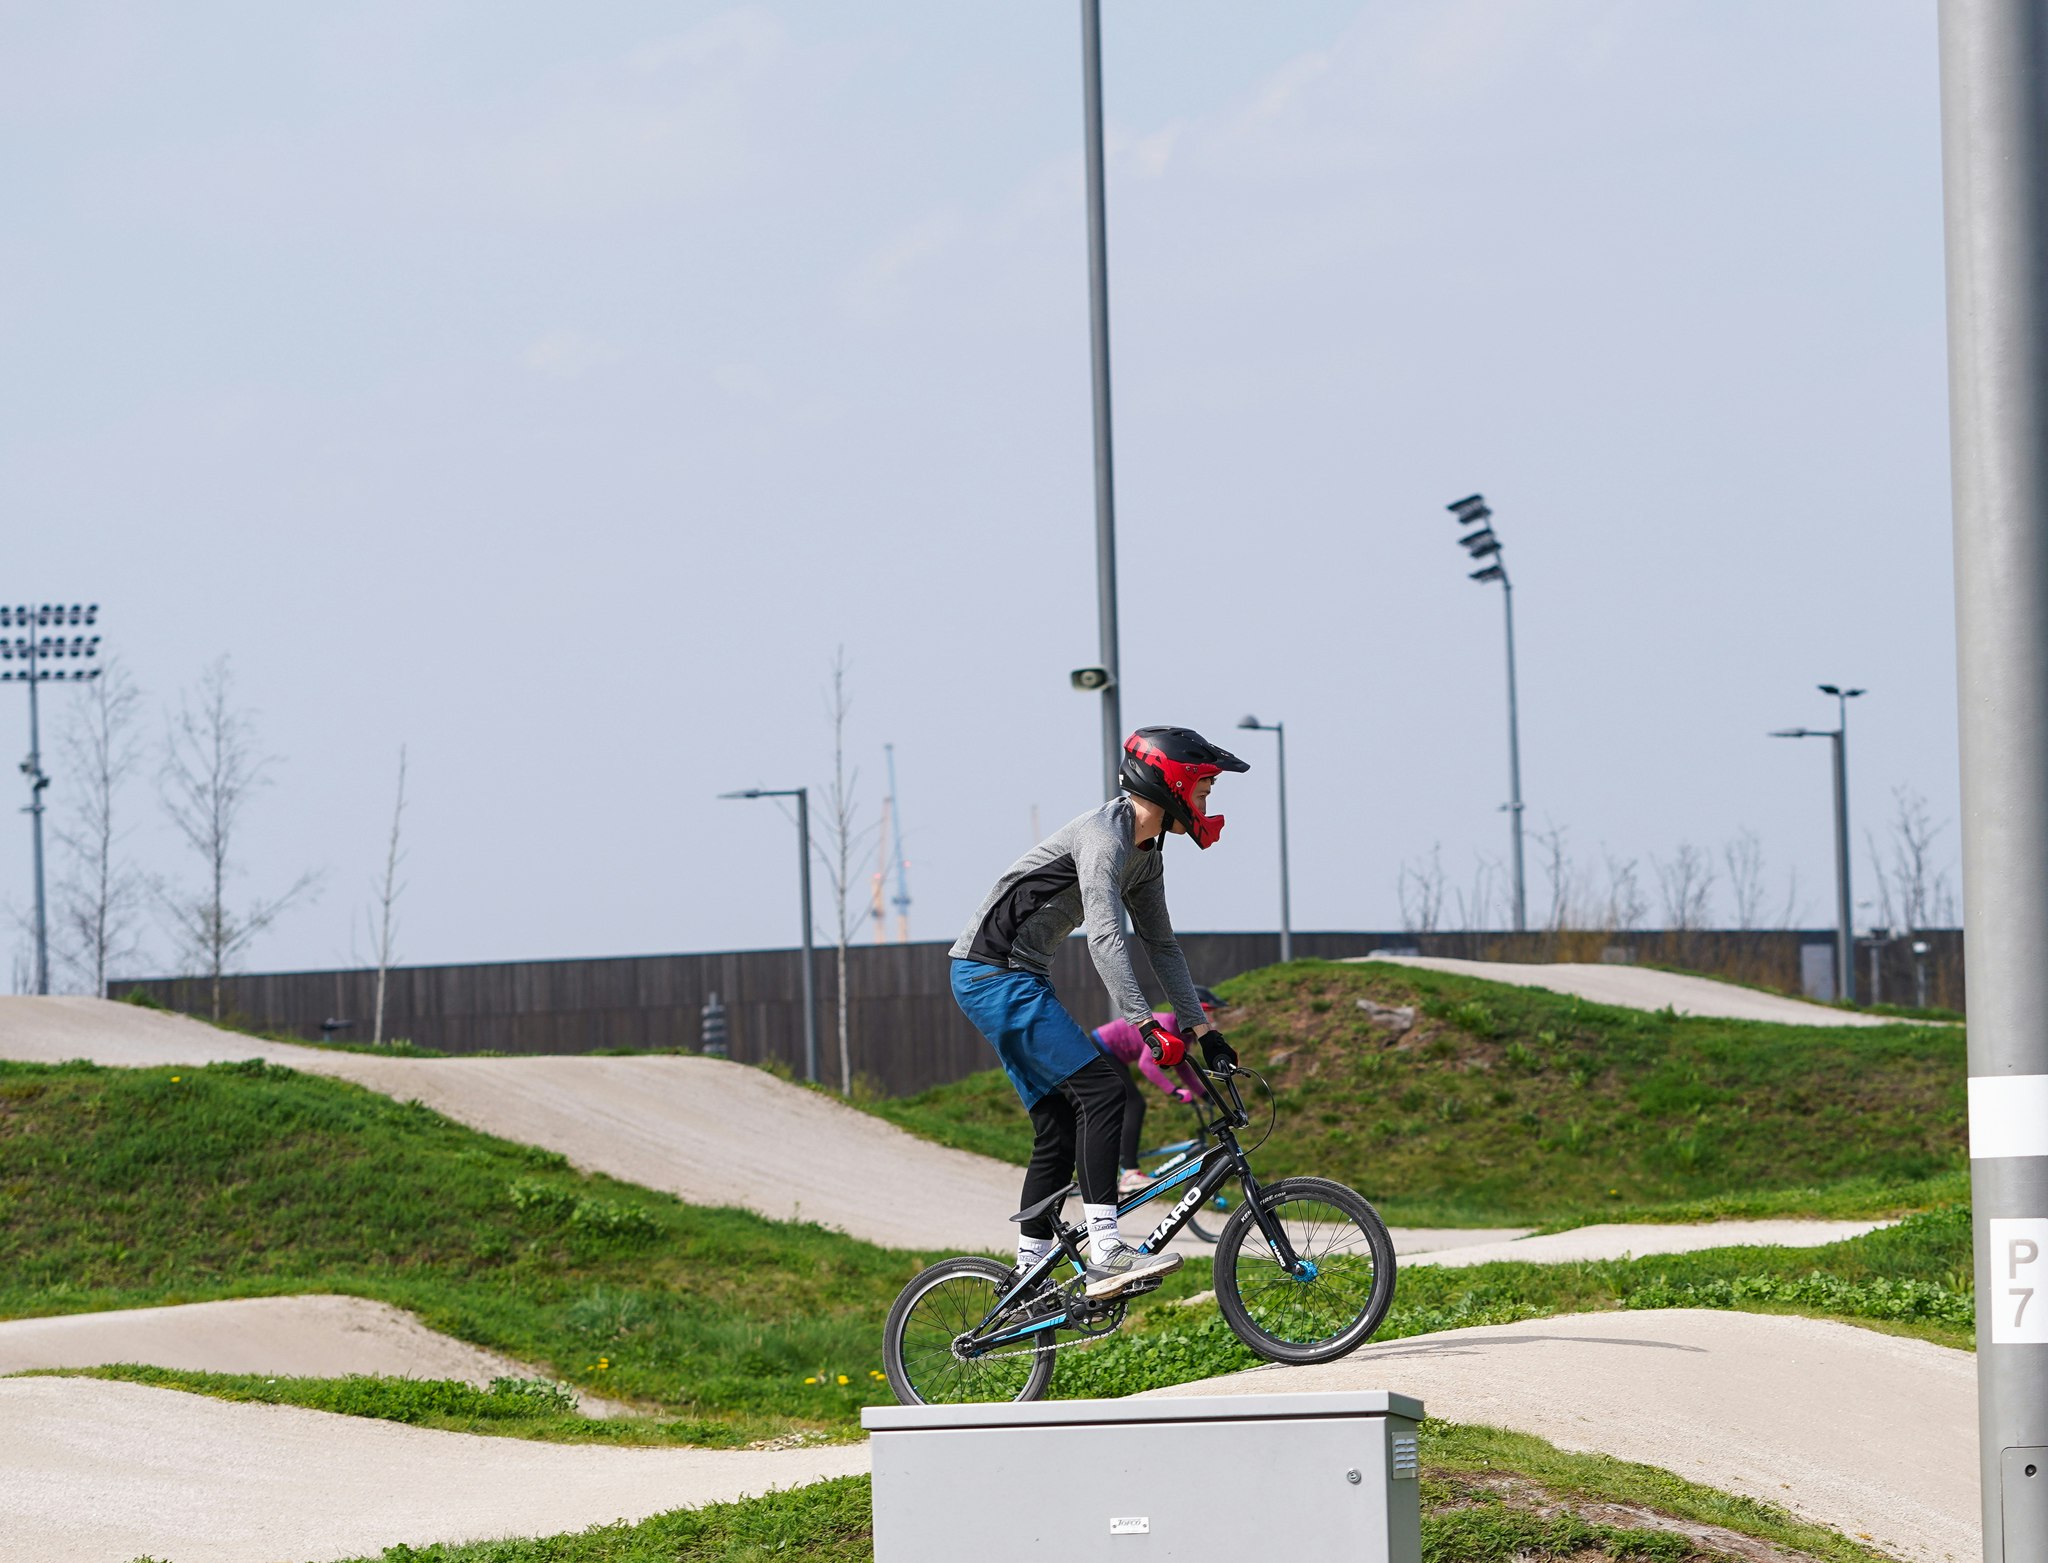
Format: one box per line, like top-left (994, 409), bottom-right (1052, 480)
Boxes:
top-left (1874, 785), bottom-right (1953, 931)
top-left (1723, 827), bottom-right (1767, 931)
top-left (1397, 843), bottom-right (1447, 933)
top-left (1533, 819), bottom-right (1576, 932)
top-left (1602, 852), bottom-right (1648, 933)
top-left (1655, 842), bottom-right (1716, 931)
top-left (368, 745), bottom-right (408, 1045)
top-left (53, 661), bottom-right (147, 994)
top-left (1454, 853), bottom-right (1503, 933)
top-left (814, 649), bottom-right (877, 1095)
top-left (156, 657), bottom-right (320, 1021)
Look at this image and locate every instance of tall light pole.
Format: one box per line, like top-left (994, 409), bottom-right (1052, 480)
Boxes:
top-left (1938, 5), bottom-right (2048, 1553)
top-left (2, 603), bottom-right (103, 996)
top-left (1445, 496), bottom-right (1526, 931)
top-left (1080, 0), bottom-right (1123, 800)
top-left (718, 786), bottom-right (818, 1084)
top-left (1237, 716), bottom-right (1291, 963)
top-left (1769, 683), bottom-right (1864, 1005)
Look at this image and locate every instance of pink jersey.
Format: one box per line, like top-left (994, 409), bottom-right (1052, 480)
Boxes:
top-left (1091, 1013), bottom-right (1207, 1099)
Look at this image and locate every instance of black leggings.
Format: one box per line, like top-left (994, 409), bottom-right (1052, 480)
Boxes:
top-left (1114, 1061), bottom-right (1147, 1170)
top-left (1017, 1055), bottom-right (1127, 1240)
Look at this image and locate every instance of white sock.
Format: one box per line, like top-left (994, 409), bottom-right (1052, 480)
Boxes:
top-left (1016, 1235), bottom-right (1056, 1271)
top-left (1083, 1203), bottom-right (1123, 1264)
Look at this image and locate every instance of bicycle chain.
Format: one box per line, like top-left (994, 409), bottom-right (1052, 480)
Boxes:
top-left (967, 1293), bottom-right (1129, 1361)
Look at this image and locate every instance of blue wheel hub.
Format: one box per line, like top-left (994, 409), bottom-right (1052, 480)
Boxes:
top-left (1289, 1258), bottom-right (1320, 1283)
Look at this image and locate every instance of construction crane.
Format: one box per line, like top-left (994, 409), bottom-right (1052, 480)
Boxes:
top-left (869, 743), bottom-right (913, 942)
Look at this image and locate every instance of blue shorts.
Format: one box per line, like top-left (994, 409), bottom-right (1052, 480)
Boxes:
top-left (950, 959), bottom-right (1101, 1110)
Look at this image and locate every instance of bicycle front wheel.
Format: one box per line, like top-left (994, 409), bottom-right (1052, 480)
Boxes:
top-left (1215, 1176), bottom-right (1396, 1365)
top-left (883, 1257), bottom-right (1056, 1406)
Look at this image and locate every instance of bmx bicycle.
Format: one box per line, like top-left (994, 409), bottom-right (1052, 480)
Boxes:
top-left (881, 1056), bottom-right (1396, 1406)
top-left (1128, 1099), bottom-right (1233, 1243)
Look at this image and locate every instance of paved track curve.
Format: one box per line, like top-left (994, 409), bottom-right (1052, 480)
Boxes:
top-left (0, 1376), bottom-right (865, 1563)
top-left (1145, 1309), bottom-right (1977, 1563)
top-left (1361, 956), bottom-right (1905, 1027)
top-left (0, 1295), bottom-right (628, 1414)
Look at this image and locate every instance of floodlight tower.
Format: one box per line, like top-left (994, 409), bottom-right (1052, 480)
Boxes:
top-left (1445, 496), bottom-right (1526, 932)
top-left (1, 603), bottom-right (103, 995)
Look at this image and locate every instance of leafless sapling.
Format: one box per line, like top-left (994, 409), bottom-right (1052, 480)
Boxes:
top-left (1397, 843), bottom-right (1447, 934)
top-left (1654, 842), bottom-right (1716, 933)
top-left (53, 660), bottom-right (147, 994)
top-left (814, 649), bottom-right (878, 1096)
top-left (156, 657), bottom-right (321, 1021)
top-left (368, 745), bottom-right (408, 1045)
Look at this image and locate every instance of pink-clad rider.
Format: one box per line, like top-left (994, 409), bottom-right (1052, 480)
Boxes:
top-left (1092, 986), bottom-right (1221, 1195)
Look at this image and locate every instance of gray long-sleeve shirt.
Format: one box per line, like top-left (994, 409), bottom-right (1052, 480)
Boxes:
top-left (949, 797), bottom-right (1207, 1033)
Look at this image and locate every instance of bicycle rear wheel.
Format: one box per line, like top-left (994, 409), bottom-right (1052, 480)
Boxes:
top-left (883, 1257), bottom-right (1057, 1406)
top-left (1214, 1176), bottom-right (1396, 1365)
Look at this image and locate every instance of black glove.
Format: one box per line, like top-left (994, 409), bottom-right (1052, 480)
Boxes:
top-left (1201, 1029), bottom-right (1238, 1073)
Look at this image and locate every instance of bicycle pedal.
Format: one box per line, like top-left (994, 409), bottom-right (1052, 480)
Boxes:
top-left (1118, 1275), bottom-right (1167, 1298)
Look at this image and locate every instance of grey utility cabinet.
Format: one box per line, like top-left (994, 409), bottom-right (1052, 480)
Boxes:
top-left (863, 1389), bottom-right (1423, 1561)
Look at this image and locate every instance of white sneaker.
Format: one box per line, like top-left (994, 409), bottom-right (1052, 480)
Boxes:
top-left (1116, 1168), bottom-right (1152, 1197)
top-left (1080, 1245), bottom-right (1183, 1299)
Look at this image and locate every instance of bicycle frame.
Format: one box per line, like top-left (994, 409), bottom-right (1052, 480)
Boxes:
top-left (962, 1061), bottom-right (1307, 1355)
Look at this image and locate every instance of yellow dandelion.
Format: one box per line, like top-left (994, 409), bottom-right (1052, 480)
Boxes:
top-left (836, 1374), bottom-right (849, 1385)
top-left (170, 1076), bottom-right (181, 1083)
top-left (804, 1376), bottom-right (817, 1384)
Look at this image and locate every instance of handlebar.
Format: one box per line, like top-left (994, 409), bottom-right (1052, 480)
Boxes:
top-left (1189, 1054), bottom-right (1252, 1129)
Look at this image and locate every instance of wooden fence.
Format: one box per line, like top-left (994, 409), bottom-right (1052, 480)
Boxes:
top-left (113, 926), bottom-right (1964, 1098)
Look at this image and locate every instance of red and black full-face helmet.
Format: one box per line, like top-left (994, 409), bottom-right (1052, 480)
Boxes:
top-left (1120, 726), bottom-right (1249, 849)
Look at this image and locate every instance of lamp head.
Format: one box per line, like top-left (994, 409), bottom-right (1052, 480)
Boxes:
top-left (1238, 715), bottom-right (1260, 730)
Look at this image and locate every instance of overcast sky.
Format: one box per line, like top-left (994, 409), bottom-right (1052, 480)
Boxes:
top-left (3, 1), bottom-right (1955, 983)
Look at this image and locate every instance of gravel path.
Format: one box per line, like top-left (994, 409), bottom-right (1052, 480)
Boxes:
top-left (1144, 1309), bottom-right (1976, 1563)
top-left (0, 1376), bottom-right (866, 1563)
top-left (0, 1295), bottom-right (628, 1415)
top-left (1360, 955), bottom-right (1905, 1027)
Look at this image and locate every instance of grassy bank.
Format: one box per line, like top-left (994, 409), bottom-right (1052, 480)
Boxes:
top-left (870, 960), bottom-right (1964, 1226)
top-left (0, 1057), bottom-right (933, 1438)
top-left (30, 1202), bottom-right (1972, 1440)
top-left (324, 1424), bottom-right (1888, 1563)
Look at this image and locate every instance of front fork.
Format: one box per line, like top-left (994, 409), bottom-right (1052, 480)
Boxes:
top-left (1233, 1161), bottom-right (1309, 1276)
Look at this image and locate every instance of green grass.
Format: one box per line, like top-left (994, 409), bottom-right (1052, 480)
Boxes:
top-left (869, 960), bottom-right (1965, 1226)
top-left (0, 1058), bottom-right (940, 1437)
top-left (325, 1425), bottom-right (1888, 1562)
top-left (16, 1364), bottom-right (803, 1447)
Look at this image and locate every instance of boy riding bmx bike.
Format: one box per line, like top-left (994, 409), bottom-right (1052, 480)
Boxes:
top-left (948, 725), bottom-right (1247, 1301)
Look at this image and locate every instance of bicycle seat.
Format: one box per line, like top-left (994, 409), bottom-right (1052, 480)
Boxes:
top-left (1010, 1185), bottom-right (1077, 1226)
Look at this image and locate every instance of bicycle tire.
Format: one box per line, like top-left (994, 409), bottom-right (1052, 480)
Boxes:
top-left (883, 1256), bottom-right (1056, 1406)
top-left (1214, 1176), bottom-right (1396, 1365)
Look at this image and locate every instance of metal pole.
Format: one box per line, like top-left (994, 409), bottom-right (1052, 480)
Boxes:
top-left (1275, 722), bottom-right (1292, 963)
top-left (1938, 4), bottom-right (2048, 1554)
top-left (1831, 723), bottom-right (1856, 1005)
top-left (1501, 578), bottom-right (1527, 932)
top-left (795, 786), bottom-right (818, 1084)
top-left (1080, 0), bottom-right (1123, 799)
top-left (24, 627), bottom-right (47, 996)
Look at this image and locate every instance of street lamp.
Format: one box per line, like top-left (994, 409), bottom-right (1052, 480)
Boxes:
top-left (1444, 496), bottom-right (1526, 931)
top-left (1078, 0), bottom-right (1123, 801)
top-left (1237, 716), bottom-right (1291, 963)
top-left (1, 603), bottom-right (103, 995)
top-left (718, 786), bottom-right (818, 1083)
top-left (1769, 683), bottom-right (1864, 1004)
